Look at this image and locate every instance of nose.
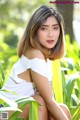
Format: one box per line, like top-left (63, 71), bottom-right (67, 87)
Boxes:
top-left (48, 29), bottom-right (53, 37)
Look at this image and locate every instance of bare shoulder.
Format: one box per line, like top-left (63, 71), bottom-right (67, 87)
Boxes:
top-left (25, 48), bottom-right (45, 60)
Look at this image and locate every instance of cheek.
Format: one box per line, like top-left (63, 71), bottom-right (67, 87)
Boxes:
top-left (38, 32), bottom-right (45, 40)
top-left (38, 34), bottom-right (42, 41)
top-left (37, 31), bottom-right (42, 39)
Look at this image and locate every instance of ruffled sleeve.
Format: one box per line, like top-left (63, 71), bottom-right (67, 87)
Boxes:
top-left (9, 55), bottom-right (48, 83)
top-left (29, 58), bottom-right (47, 77)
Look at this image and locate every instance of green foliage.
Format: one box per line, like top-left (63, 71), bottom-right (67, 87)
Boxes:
top-left (9, 97), bottom-right (41, 120)
top-left (72, 102), bottom-right (80, 120)
top-left (0, 62), bottom-right (5, 88)
top-left (0, 41), bottom-right (18, 88)
top-left (3, 30), bottom-right (18, 47)
top-left (65, 35), bottom-right (80, 72)
top-left (51, 34), bottom-right (80, 120)
top-left (52, 60), bottom-right (63, 103)
top-left (60, 35), bottom-right (80, 119)
top-left (0, 95), bottom-right (41, 120)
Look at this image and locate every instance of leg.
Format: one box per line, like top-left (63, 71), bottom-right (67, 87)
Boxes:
top-left (49, 103), bottom-right (72, 120)
top-left (32, 94), bottom-right (49, 120)
top-left (17, 100), bottom-right (72, 120)
top-left (59, 103), bottom-right (72, 120)
top-left (8, 104), bottom-right (30, 120)
top-left (8, 94), bottom-right (49, 120)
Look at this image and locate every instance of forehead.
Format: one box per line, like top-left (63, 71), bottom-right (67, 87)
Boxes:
top-left (42, 16), bottom-right (59, 25)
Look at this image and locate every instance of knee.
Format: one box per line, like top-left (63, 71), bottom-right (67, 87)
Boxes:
top-left (33, 95), bottom-right (48, 114)
top-left (59, 103), bottom-right (72, 120)
top-left (60, 103), bottom-right (69, 110)
top-left (39, 102), bottom-right (48, 117)
top-left (19, 103), bottom-right (30, 118)
top-left (32, 94), bottom-right (46, 105)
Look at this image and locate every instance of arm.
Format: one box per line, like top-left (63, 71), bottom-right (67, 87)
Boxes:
top-left (30, 69), bottom-right (68, 120)
top-left (29, 50), bottom-right (69, 120)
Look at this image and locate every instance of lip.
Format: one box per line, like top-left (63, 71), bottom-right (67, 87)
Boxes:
top-left (46, 40), bottom-right (54, 44)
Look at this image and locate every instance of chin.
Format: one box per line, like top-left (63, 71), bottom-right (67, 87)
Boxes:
top-left (47, 46), bottom-right (55, 49)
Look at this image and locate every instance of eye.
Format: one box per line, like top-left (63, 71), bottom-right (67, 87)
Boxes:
top-left (40, 27), bottom-right (47, 30)
top-left (53, 26), bottom-right (59, 30)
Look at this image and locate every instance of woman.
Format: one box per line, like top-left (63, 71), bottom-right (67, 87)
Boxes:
top-left (1, 5), bottom-right (71, 120)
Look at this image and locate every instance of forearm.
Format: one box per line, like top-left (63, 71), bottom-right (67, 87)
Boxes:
top-left (45, 98), bottom-right (69, 120)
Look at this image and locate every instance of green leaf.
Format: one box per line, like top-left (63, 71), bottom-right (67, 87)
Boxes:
top-left (0, 94), bottom-right (18, 110)
top-left (66, 73), bottom-right (79, 99)
top-left (0, 89), bottom-right (17, 95)
top-left (71, 94), bottom-right (79, 105)
top-left (0, 62), bottom-right (5, 88)
top-left (9, 97), bottom-right (41, 120)
top-left (72, 102), bottom-right (80, 120)
top-left (29, 101), bottom-right (39, 120)
top-left (52, 59), bottom-right (63, 103)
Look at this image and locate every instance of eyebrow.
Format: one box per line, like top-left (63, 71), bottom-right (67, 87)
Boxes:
top-left (41, 24), bottom-right (59, 27)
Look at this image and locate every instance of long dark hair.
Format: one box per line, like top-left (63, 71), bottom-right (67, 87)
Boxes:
top-left (18, 5), bottom-right (65, 60)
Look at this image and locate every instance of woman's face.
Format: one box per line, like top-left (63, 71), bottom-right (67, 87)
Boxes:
top-left (37, 16), bottom-right (60, 50)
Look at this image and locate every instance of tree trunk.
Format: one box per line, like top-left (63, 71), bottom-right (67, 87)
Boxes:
top-left (56, 0), bottom-right (75, 43)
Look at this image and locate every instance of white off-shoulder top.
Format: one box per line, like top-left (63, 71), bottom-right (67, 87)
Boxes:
top-left (0, 55), bottom-right (52, 100)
